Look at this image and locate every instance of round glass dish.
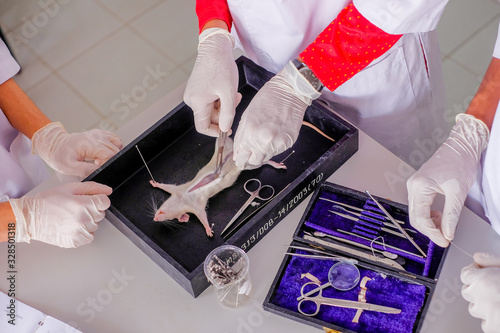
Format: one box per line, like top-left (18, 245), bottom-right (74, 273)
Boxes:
top-left (328, 260), bottom-right (361, 291)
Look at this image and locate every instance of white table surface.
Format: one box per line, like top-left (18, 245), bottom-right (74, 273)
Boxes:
top-left (1, 83), bottom-right (500, 333)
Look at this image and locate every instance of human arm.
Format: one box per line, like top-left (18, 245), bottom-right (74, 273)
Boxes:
top-left (1, 182), bottom-right (112, 248)
top-left (195, 0), bottom-right (231, 33)
top-left (200, 19), bottom-right (228, 32)
top-left (183, 0), bottom-right (238, 137)
top-left (31, 122), bottom-right (122, 178)
top-left (465, 57), bottom-right (500, 129)
top-left (0, 78), bottom-right (122, 178)
top-left (0, 201), bottom-right (16, 242)
top-left (0, 182), bottom-right (112, 248)
top-left (233, 3), bottom-right (403, 168)
top-left (0, 78), bottom-right (51, 139)
top-left (461, 253), bottom-right (500, 333)
top-left (406, 56), bottom-right (500, 247)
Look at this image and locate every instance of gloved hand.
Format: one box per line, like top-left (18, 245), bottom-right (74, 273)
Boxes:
top-left (233, 60), bottom-right (321, 169)
top-left (183, 28), bottom-right (241, 137)
top-left (9, 182), bottom-right (112, 248)
top-left (461, 252), bottom-right (500, 333)
top-left (32, 122), bottom-right (122, 178)
top-left (406, 114), bottom-right (489, 247)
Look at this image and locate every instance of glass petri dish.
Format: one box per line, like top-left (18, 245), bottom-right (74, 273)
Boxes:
top-left (328, 260), bottom-right (361, 291)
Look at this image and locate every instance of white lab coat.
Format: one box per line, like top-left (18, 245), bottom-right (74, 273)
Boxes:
top-left (227, 0), bottom-right (450, 168)
top-left (0, 39), bottom-right (48, 202)
top-left (467, 22), bottom-right (500, 235)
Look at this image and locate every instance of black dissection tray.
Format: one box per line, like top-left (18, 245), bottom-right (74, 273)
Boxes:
top-left (85, 56), bottom-right (359, 297)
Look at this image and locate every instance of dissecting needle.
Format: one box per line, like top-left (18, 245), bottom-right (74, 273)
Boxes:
top-left (312, 231), bottom-right (398, 260)
top-left (328, 210), bottom-right (407, 238)
top-left (135, 145), bottom-right (156, 182)
top-left (337, 229), bottom-right (424, 258)
top-left (303, 233), bottom-right (405, 271)
top-left (319, 197), bottom-right (406, 225)
top-left (365, 191), bottom-right (427, 258)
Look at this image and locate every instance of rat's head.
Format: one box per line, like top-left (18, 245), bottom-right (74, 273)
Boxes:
top-left (153, 193), bottom-right (193, 223)
top-left (153, 208), bottom-right (190, 223)
top-left (148, 181), bottom-right (191, 223)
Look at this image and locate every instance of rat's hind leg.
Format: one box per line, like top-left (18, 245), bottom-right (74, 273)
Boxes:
top-left (265, 160), bottom-right (287, 169)
top-left (193, 208), bottom-right (213, 237)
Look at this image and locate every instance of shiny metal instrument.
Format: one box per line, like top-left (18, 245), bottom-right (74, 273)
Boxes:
top-left (214, 131), bottom-right (227, 176)
top-left (337, 229), bottom-right (424, 258)
top-left (221, 178), bottom-right (275, 235)
top-left (365, 191), bottom-right (427, 258)
top-left (297, 281), bottom-right (401, 317)
top-left (311, 231), bottom-right (398, 260)
top-left (284, 245), bottom-right (357, 264)
top-left (319, 197), bottom-right (406, 225)
top-left (303, 233), bottom-right (406, 271)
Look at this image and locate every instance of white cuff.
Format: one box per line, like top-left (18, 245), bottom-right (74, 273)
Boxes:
top-left (31, 121), bottom-right (65, 155)
top-left (9, 198), bottom-right (31, 243)
top-left (198, 28), bottom-right (235, 50)
top-left (455, 113), bottom-right (490, 151)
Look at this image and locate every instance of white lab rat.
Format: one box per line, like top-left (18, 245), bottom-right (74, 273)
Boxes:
top-left (150, 135), bottom-right (286, 237)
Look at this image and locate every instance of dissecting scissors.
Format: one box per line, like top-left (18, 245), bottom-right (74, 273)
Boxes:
top-left (297, 281), bottom-right (402, 317)
top-left (221, 178), bottom-right (275, 235)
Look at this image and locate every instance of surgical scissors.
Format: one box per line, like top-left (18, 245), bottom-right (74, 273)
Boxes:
top-left (221, 178), bottom-right (275, 235)
top-left (297, 281), bottom-right (401, 317)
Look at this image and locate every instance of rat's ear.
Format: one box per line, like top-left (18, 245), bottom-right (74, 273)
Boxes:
top-left (178, 213), bottom-right (190, 222)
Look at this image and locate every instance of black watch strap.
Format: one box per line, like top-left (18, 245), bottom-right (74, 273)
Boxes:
top-left (291, 58), bottom-right (324, 92)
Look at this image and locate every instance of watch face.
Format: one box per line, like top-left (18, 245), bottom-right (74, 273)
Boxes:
top-left (299, 67), bottom-right (322, 91)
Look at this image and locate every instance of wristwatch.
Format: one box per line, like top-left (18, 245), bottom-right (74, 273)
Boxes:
top-left (292, 58), bottom-right (324, 92)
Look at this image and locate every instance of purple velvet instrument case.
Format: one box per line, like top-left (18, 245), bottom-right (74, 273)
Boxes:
top-left (263, 182), bottom-right (449, 333)
top-left (84, 57), bottom-right (359, 297)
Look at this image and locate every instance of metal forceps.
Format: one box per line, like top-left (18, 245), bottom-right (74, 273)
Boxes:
top-left (214, 131), bottom-right (227, 176)
top-left (221, 178), bottom-right (275, 235)
top-left (297, 282), bottom-right (401, 317)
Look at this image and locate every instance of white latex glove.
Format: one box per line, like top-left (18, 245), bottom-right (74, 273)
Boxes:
top-left (233, 60), bottom-right (321, 169)
top-left (183, 28), bottom-right (241, 137)
top-left (9, 182), bottom-right (112, 248)
top-left (461, 252), bottom-right (500, 333)
top-left (407, 114), bottom-right (489, 247)
top-left (32, 122), bottom-right (122, 178)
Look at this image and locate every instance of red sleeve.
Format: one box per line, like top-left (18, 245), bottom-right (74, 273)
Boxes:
top-left (196, 0), bottom-right (233, 33)
top-left (299, 3), bottom-right (403, 92)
